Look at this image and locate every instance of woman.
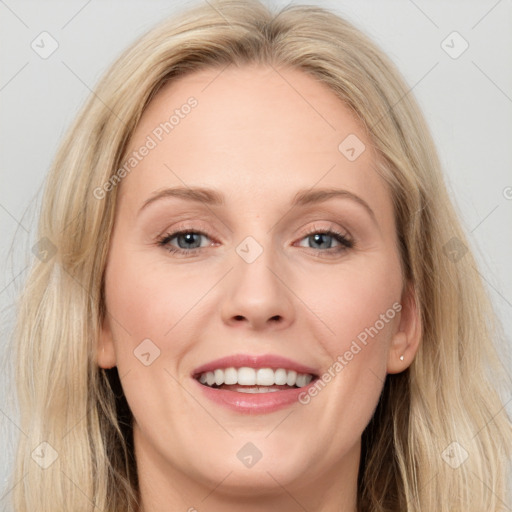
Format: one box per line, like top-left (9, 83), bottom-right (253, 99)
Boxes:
top-left (11, 0), bottom-right (511, 511)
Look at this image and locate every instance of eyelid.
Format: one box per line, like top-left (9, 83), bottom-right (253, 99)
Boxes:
top-left (157, 220), bottom-right (215, 239)
top-left (297, 221), bottom-right (352, 242)
top-left (295, 223), bottom-right (354, 252)
top-left (156, 220), bottom-right (354, 259)
top-left (157, 226), bottom-right (216, 247)
top-left (157, 220), bottom-right (350, 242)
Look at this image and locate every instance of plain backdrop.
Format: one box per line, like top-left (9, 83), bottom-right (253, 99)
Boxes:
top-left (1, 0), bottom-right (511, 507)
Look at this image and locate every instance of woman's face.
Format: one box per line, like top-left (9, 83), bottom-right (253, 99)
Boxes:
top-left (98, 65), bottom-right (419, 507)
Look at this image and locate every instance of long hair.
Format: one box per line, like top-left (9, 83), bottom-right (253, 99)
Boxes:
top-left (11, 1), bottom-right (511, 510)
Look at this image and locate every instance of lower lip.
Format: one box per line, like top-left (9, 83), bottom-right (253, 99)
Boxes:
top-left (193, 378), bottom-right (317, 414)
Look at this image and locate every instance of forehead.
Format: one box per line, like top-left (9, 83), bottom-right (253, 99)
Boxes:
top-left (117, 64), bottom-right (392, 225)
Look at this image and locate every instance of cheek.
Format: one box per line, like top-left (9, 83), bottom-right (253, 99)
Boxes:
top-left (297, 252), bottom-right (403, 363)
top-left (105, 236), bottom-right (402, 365)
top-left (103, 244), bottom-right (213, 355)
top-left (291, 254), bottom-right (402, 452)
top-left (102, 251), bottom-right (202, 426)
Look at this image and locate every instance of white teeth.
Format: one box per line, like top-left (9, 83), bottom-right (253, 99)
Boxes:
top-left (236, 386), bottom-right (281, 393)
top-left (256, 368), bottom-right (275, 386)
top-left (296, 373), bottom-right (311, 387)
top-left (224, 367), bottom-right (238, 385)
top-left (214, 369), bottom-right (224, 386)
top-left (286, 370), bottom-right (297, 387)
top-left (274, 368), bottom-right (288, 385)
top-left (196, 367), bottom-right (314, 389)
top-left (238, 367), bottom-right (256, 385)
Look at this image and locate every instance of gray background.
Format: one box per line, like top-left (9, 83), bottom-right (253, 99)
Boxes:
top-left (1, 0), bottom-right (511, 508)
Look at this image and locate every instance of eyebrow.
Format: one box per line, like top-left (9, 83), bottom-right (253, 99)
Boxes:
top-left (140, 186), bottom-right (225, 211)
top-left (139, 186), bottom-right (376, 221)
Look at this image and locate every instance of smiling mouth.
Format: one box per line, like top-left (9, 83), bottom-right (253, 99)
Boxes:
top-left (195, 367), bottom-right (317, 393)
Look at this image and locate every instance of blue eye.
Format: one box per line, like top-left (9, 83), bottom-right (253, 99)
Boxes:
top-left (297, 229), bottom-right (353, 254)
top-left (157, 230), bottom-right (212, 255)
top-left (156, 227), bottom-right (353, 257)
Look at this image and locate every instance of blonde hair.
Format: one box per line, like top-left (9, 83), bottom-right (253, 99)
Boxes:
top-left (10, 1), bottom-right (511, 510)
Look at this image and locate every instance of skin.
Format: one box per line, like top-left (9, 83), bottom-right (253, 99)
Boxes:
top-left (97, 64), bottom-right (421, 512)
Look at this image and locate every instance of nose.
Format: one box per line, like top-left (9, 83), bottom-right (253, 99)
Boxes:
top-left (220, 246), bottom-right (295, 331)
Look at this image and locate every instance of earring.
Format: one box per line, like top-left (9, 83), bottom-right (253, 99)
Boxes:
top-left (399, 355), bottom-right (404, 361)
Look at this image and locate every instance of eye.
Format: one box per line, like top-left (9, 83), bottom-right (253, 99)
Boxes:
top-left (296, 226), bottom-right (353, 254)
top-left (157, 230), bottom-right (213, 256)
top-left (156, 225), bottom-right (354, 257)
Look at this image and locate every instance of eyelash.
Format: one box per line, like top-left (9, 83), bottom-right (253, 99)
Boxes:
top-left (156, 225), bottom-right (354, 258)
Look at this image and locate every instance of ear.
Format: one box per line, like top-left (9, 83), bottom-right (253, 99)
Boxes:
top-left (387, 281), bottom-right (421, 374)
top-left (96, 312), bottom-right (117, 369)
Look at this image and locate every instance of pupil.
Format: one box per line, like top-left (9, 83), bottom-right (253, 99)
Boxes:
top-left (178, 233), bottom-right (200, 249)
top-left (312, 233), bottom-right (331, 249)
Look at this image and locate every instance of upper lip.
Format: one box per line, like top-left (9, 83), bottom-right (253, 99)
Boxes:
top-left (192, 354), bottom-right (318, 377)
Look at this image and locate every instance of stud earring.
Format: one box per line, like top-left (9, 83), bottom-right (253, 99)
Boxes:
top-left (399, 355), bottom-right (404, 361)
